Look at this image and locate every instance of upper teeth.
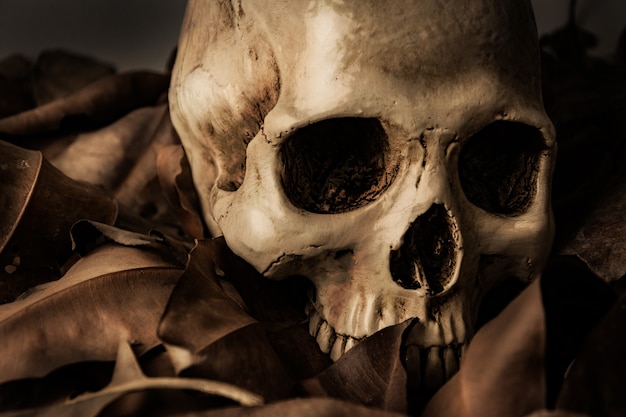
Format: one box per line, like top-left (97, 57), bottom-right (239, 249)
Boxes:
top-left (306, 301), bottom-right (467, 392)
top-left (307, 303), bottom-right (363, 361)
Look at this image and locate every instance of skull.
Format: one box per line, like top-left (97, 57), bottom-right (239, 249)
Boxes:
top-left (169, 0), bottom-right (556, 385)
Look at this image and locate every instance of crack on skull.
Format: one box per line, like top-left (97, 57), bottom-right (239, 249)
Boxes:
top-left (261, 248), bottom-right (355, 278)
top-left (259, 126), bottom-right (270, 144)
top-left (419, 134), bottom-right (428, 168)
top-left (261, 252), bottom-right (291, 275)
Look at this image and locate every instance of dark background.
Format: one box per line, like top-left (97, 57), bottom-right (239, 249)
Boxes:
top-left (0, 0), bottom-right (625, 72)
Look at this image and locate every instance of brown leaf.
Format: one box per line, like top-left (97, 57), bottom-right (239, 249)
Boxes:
top-left (422, 280), bottom-right (546, 417)
top-left (208, 239), bottom-right (309, 333)
top-left (169, 398), bottom-right (407, 417)
top-left (49, 105), bottom-right (168, 191)
top-left (178, 324), bottom-right (298, 402)
top-left (158, 239), bottom-right (258, 353)
top-left (0, 243), bottom-right (182, 384)
top-left (555, 291), bottom-right (626, 416)
top-left (70, 220), bottom-right (191, 267)
top-left (0, 141), bottom-right (118, 303)
top-left (156, 144), bottom-right (207, 240)
top-left (522, 411), bottom-right (590, 417)
top-left (301, 320), bottom-right (410, 413)
top-left (113, 108), bottom-right (184, 237)
top-left (539, 256), bottom-right (617, 407)
top-left (267, 322), bottom-right (332, 381)
top-left (32, 49), bottom-right (115, 106)
top-left (158, 239), bottom-right (299, 401)
top-left (560, 171), bottom-right (626, 281)
top-left (0, 71), bottom-right (168, 136)
top-left (0, 54), bottom-right (35, 118)
top-left (0, 341), bottom-right (261, 417)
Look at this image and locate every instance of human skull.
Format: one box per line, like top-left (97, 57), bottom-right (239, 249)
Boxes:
top-left (169, 0), bottom-right (556, 385)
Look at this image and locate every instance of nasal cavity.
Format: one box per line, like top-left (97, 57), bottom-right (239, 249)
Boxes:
top-left (389, 204), bottom-right (459, 293)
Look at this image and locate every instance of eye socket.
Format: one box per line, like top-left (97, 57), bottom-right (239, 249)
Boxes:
top-left (458, 121), bottom-right (546, 216)
top-left (280, 118), bottom-right (396, 214)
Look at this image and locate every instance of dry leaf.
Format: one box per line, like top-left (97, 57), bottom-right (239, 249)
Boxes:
top-left (0, 243), bottom-right (182, 384)
top-left (0, 141), bottom-right (118, 303)
top-left (560, 172), bottom-right (626, 281)
top-left (302, 320), bottom-right (411, 413)
top-left (177, 324), bottom-right (299, 402)
top-left (422, 279), bottom-right (546, 417)
top-left (522, 411), bottom-right (590, 417)
top-left (49, 105), bottom-right (168, 191)
top-left (0, 71), bottom-right (168, 136)
top-left (421, 259), bottom-right (614, 417)
top-left (0, 54), bottom-right (34, 118)
top-left (0, 341), bottom-right (262, 417)
top-left (158, 238), bottom-right (300, 401)
top-left (113, 108), bottom-right (184, 237)
top-left (543, 32), bottom-right (626, 271)
top-left (171, 398), bottom-right (407, 417)
top-left (266, 322), bottom-right (332, 381)
top-left (32, 49), bottom-right (115, 106)
top-left (539, 256), bottom-right (617, 407)
top-left (70, 220), bottom-right (191, 267)
top-left (156, 144), bottom-right (206, 239)
top-left (555, 291), bottom-right (626, 416)
top-left (158, 239), bottom-right (258, 353)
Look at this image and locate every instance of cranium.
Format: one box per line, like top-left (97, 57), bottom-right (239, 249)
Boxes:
top-left (169, 0), bottom-right (556, 386)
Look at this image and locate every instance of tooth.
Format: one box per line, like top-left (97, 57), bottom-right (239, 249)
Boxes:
top-left (423, 347), bottom-right (445, 391)
top-left (443, 346), bottom-right (459, 380)
top-left (343, 337), bottom-right (358, 354)
top-left (450, 313), bottom-right (467, 343)
top-left (308, 309), bottom-right (323, 338)
top-left (404, 344), bottom-right (422, 393)
top-left (330, 334), bottom-right (346, 361)
top-left (316, 321), bottom-right (336, 353)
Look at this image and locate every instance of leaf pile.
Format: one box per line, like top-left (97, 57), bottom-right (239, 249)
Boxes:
top-left (0, 12), bottom-right (626, 417)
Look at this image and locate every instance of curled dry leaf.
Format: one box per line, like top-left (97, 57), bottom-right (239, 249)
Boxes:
top-left (32, 49), bottom-right (115, 106)
top-left (158, 238), bottom-right (299, 401)
top-left (113, 107), bottom-right (185, 238)
top-left (0, 341), bottom-right (262, 417)
top-left (50, 105), bottom-right (168, 192)
top-left (539, 256), bottom-right (617, 406)
top-left (158, 239), bottom-right (258, 353)
top-left (0, 71), bottom-right (168, 136)
top-left (422, 279), bottom-right (546, 417)
top-left (555, 291), bottom-right (626, 416)
top-left (171, 398), bottom-right (407, 417)
top-left (0, 243), bottom-right (182, 384)
top-left (0, 54), bottom-right (35, 118)
top-left (71, 220), bottom-right (191, 267)
top-left (560, 171), bottom-right (626, 281)
top-left (522, 411), bottom-right (590, 417)
top-left (420, 260), bottom-right (614, 417)
top-left (301, 321), bottom-right (411, 414)
top-left (0, 141), bottom-right (117, 303)
top-left (156, 144), bottom-right (206, 240)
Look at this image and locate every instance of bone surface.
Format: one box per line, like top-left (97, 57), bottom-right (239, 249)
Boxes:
top-left (169, 0), bottom-right (557, 389)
